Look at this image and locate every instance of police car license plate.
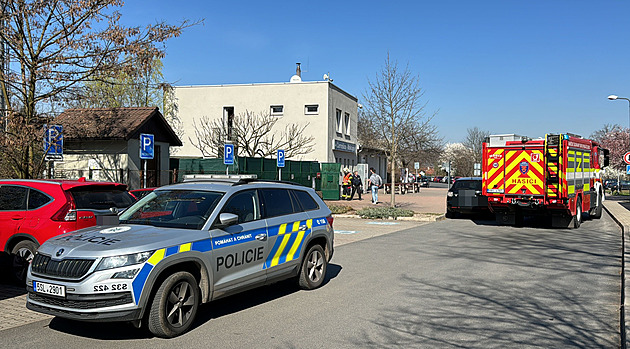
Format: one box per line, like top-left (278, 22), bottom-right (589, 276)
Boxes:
top-left (33, 281), bottom-right (66, 298)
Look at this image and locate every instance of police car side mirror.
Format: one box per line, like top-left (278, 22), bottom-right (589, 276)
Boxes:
top-left (217, 213), bottom-right (238, 228)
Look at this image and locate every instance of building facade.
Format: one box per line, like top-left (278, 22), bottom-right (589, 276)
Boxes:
top-left (53, 108), bottom-right (182, 189)
top-left (174, 77), bottom-right (359, 167)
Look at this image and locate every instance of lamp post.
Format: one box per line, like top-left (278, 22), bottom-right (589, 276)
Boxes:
top-left (608, 94), bottom-right (630, 194)
top-left (608, 94), bottom-right (630, 131)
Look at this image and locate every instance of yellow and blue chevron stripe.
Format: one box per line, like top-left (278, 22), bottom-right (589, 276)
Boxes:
top-left (265, 219), bottom-right (313, 269)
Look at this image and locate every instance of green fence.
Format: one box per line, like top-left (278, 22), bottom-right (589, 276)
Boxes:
top-left (175, 157), bottom-right (322, 190)
top-left (320, 162), bottom-right (341, 200)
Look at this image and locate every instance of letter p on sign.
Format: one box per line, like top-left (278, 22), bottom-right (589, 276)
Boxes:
top-left (140, 134), bottom-right (154, 160)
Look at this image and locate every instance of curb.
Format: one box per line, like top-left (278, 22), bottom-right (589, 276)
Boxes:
top-left (332, 213), bottom-right (445, 222)
top-left (603, 202), bottom-right (628, 349)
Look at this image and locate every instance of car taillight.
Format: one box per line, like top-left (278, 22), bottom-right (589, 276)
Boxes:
top-left (326, 215), bottom-right (334, 229)
top-left (51, 193), bottom-right (77, 222)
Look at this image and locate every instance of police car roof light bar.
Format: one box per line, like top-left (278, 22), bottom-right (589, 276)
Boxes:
top-left (182, 174), bottom-right (258, 183)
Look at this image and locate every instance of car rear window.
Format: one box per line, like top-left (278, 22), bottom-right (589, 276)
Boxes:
top-left (291, 189), bottom-right (319, 211)
top-left (451, 180), bottom-right (482, 191)
top-left (28, 189), bottom-right (52, 210)
top-left (69, 187), bottom-right (135, 209)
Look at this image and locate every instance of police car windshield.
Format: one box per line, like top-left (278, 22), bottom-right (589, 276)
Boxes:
top-left (119, 190), bottom-right (223, 230)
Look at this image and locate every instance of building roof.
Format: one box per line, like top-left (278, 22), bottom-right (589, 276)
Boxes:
top-left (175, 80), bottom-right (358, 102)
top-left (56, 107), bottom-right (182, 146)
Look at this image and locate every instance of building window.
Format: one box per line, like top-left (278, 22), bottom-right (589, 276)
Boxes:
top-left (270, 105), bottom-right (283, 116)
top-left (305, 104), bottom-right (318, 114)
top-left (344, 112), bottom-right (350, 135)
top-left (336, 109), bottom-right (342, 133)
top-left (224, 106), bottom-right (234, 141)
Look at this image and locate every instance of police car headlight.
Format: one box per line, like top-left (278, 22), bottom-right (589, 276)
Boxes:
top-left (96, 251), bottom-right (154, 271)
top-left (447, 192), bottom-right (454, 197)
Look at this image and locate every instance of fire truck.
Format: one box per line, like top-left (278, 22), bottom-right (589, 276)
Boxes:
top-left (482, 133), bottom-right (609, 228)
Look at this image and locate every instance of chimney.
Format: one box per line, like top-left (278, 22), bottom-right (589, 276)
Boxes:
top-left (296, 62), bottom-right (301, 78)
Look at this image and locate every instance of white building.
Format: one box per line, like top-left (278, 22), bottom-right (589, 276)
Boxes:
top-left (174, 68), bottom-right (359, 168)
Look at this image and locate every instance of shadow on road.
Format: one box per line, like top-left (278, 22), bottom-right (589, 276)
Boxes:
top-left (347, 219), bottom-right (620, 348)
top-left (48, 263), bottom-right (343, 339)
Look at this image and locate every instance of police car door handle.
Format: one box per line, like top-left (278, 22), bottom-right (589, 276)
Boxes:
top-left (255, 233), bottom-right (267, 241)
top-left (299, 225), bottom-right (308, 231)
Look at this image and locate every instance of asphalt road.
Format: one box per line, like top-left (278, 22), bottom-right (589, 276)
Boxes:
top-left (1, 214), bottom-right (621, 348)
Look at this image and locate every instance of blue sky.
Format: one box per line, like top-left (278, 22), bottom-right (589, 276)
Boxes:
top-left (121, 0), bottom-right (630, 143)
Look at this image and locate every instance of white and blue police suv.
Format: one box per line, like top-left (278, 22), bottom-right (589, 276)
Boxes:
top-left (26, 175), bottom-right (334, 338)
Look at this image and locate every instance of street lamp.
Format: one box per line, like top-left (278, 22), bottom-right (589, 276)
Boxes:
top-left (608, 94), bottom-right (630, 131)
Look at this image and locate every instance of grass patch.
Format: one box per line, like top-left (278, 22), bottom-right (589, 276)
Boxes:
top-left (356, 206), bottom-right (415, 219)
top-left (329, 205), bottom-right (354, 214)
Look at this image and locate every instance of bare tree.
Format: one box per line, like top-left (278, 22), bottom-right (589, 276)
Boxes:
top-left (189, 110), bottom-right (315, 159)
top-left (0, 0), bottom-right (197, 178)
top-left (362, 54), bottom-right (438, 207)
top-left (463, 127), bottom-right (490, 164)
top-left (590, 123), bottom-right (623, 143)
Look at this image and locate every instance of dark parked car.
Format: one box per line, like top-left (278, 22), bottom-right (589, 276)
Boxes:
top-left (416, 175), bottom-right (430, 187)
top-left (607, 179), bottom-right (630, 192)
top-left (446, 177), bottom-right (489, 218)
top-left (616, 180), bottom-right (630, 191)
top-left (604, 179), bottom-right (618, 190)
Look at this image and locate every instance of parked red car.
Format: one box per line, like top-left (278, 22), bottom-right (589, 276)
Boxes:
top-left (0, 178), bottom-right (135, 282)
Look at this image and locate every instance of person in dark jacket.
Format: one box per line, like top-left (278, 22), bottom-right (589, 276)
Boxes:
top-left (350, 170), bottom-right (362, 200)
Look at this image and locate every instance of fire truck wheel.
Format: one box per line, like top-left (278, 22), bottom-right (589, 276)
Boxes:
top-left (573, 197), bottom-right (582, 229)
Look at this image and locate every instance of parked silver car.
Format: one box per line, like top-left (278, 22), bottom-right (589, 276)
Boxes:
top-left (26, 175), bottom-right (334, 338)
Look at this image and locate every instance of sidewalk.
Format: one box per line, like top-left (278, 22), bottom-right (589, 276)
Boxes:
top-left (324, 187), bottom-right (448, 215)
top-left (602, 196), bottom-right (630, 349)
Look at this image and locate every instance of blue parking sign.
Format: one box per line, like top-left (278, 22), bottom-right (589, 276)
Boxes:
top-left (224, 144), bottom-right (234, 165)
top-left (44, 125), bottom-right (63, 155)
top-left (277, 149), bottom-right (285, 168)
top-left (627, 165), bottom-right (630, 175)
top-left (140, 134), bottom-right (154, 160)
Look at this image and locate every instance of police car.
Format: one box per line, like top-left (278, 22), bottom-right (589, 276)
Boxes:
top-left (26, 175), bottom-right (334, 338)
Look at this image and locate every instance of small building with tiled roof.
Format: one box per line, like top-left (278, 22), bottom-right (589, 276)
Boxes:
top-left (52, 107), bottom-right (182, 189)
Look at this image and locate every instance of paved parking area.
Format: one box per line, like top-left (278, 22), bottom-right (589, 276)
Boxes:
top-left (0, 283), bottom-right (52, 331)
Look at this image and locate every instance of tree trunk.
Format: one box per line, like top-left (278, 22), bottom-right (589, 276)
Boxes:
top-left (390, 108), bottom-right (396, 208)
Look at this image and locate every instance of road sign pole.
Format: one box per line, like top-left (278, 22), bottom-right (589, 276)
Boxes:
top-left (279, 168), bottom-right (281, 180)
top-left (143, 159), bottom-right (147, 189)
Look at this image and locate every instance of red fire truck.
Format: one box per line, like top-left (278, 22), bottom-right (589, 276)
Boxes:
top-left (482, 133), bottom-right (609, 228)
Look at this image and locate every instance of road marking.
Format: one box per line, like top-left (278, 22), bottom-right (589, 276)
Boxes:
top-left (335, 230), bottom-right (358, 235)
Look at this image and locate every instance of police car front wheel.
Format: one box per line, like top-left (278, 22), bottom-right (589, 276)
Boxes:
top-left (148, 271), bottom-right (200, 338)
top-left (298, 245), bottom-right (327, 290)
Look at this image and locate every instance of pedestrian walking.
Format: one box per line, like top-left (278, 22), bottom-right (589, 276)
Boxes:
top-left (350, 170), bottom-right (362, 200)
top-left (341, 168), bottom-right (353, 200)
top-left (367, 167), bottom-right (382, 204)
